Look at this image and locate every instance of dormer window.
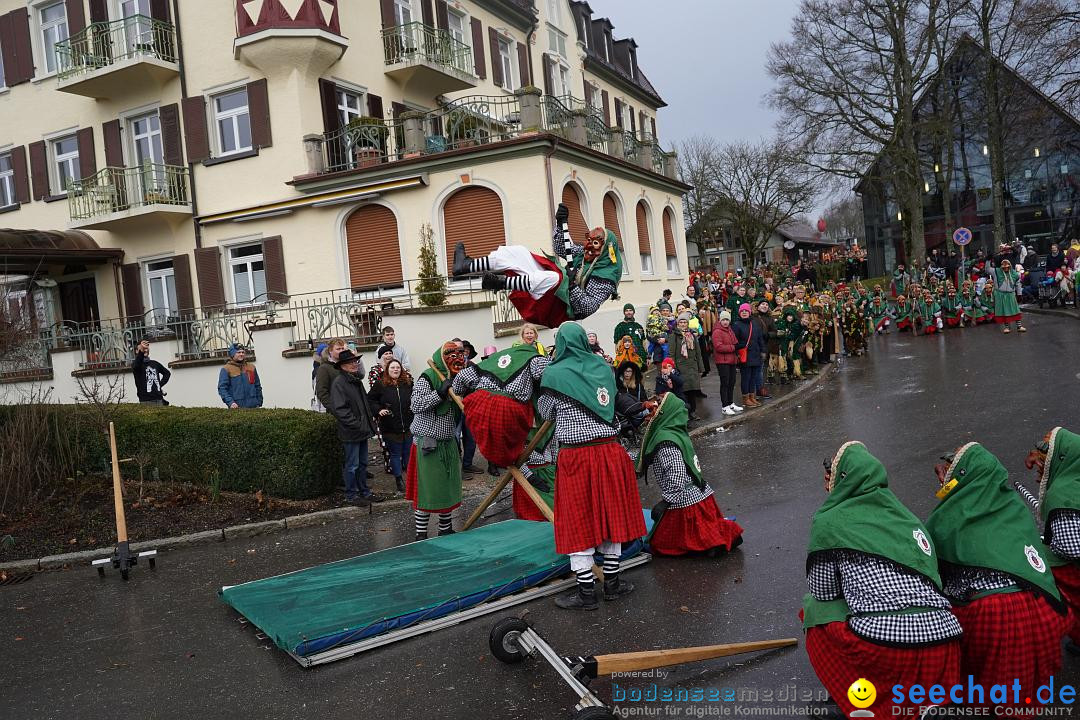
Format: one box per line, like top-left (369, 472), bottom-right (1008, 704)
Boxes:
top-left (604, 32), bottom-right (612, 61)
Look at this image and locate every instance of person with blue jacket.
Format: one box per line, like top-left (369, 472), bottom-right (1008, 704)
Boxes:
top-left (218, 344), bottom-right (263, 408)
top-left (732, 303), bottom-right (767, 408)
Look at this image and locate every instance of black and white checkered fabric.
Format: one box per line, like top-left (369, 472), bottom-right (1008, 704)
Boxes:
top-left (940, 564), bottom-right (1017, 602)
top-left (652, 444), bottom-right (712, 509)
top-left (1050, 510), bottom-right (1080, 559)
top-left (452, 355), bottom-right (550, 402)
top-left (808, 550), bottom-right (962, 645)
top-left (409, 375), bottom-right (459, 440)
top-left (551, 221), bottom-right (615, 319)
top-left (537, 392), bottom-right (617, 445)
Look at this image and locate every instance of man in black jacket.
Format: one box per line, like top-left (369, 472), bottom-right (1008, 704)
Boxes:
top-left (329, 349), bottom-right (384, 504)
top-left (132, 339), bottom-right (170, 405)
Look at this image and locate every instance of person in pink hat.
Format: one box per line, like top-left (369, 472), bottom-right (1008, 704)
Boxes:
top-left (732, 303), bottom-right (766, 408)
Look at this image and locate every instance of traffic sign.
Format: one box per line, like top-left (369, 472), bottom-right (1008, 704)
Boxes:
top-left (953, 227), bottom-right (972, 246)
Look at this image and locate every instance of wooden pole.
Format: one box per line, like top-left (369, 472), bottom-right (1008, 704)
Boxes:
top-left (462, 420), bottom-right (553, 530)
top-left (590, 638), bottom-right (799, 677)
top-left (507, 467), bottom-right (555, 522)
top-left (108, 421), bottom-right (128, 543)
top-left (426, 359), bottom-right (465, 411)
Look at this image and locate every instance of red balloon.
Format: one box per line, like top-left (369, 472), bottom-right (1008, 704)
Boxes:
top-left (817, 218), bottom-right (827, 233)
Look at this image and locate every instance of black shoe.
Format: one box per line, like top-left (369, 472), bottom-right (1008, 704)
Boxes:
top-left (698, 391), bottom-right (708, 398)
top-left (555, 586), bottom-right (599, 610)
top-left (347, 495), bottom-right (371, 506)
top-left (452, 241), bottom-right (473, 277)
top-left (481, 272), bottom-right (507, 291)
top-left (462, 464), bottom-right (481, 474)
top-left (366, 471), bottom-right (375, 479)
top-left (415, 533), bottom-right (426, 542)
top-left (487, 464), bottom-right (502, 477)
top-left (365, 492), bottom-right (388, 503)
top-left (555, 202), bottom-right (569, 227)
top-left (439, 528), bottom-right (456, 537)
top-left (759, 392), bottom-right (772, 399)
top-left (1067, 640), bottom-right (1080, 656)
top-left (395, 475), bottom-right (405, 492)
top-left (603, 576), bottom-right (635, 601)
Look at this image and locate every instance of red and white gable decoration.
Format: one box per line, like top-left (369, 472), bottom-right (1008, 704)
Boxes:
top-left (236, 0), bottom-right (341, 37)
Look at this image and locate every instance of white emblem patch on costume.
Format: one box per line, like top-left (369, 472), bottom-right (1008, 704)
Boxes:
top-left (1025, 545), bottom-right (1047, 573)
top-left (693, 455), bottom-right (702, 474)
top-left (596, 386), bottom-right (610, 407)
top-left (497, 354), bottom-right (512, 369)
top-left (913, 529), bottom-right (932, 556)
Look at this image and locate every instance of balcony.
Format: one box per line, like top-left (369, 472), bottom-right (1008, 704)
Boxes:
top-left (68, 164), bottom-right (191, 231)
top-left (382, 22), bottom-right (477, 95)
top-left (55, 15), bottom-right (178, 98)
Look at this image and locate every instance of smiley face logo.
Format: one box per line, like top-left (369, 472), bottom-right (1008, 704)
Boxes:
top-left (847, 678), bottom-right (877, 709)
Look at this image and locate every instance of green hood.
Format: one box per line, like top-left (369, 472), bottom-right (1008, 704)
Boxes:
top-left (475, 344), bottom-right (539, 385)
top-left (420, 347), bottom-right (458, 417)
top-left (926, 443), bottom-right (1061, 603)
top-left (635, 392), bottom-right (704, 489)
top-left (540, 322), bottom-right (617, 423)
top-left (807, 442), bottom-right (942, 586)
top-left (571, 229), bottom-right (624, 287)
top-left (1041, 427), bottom-right (1080, 551)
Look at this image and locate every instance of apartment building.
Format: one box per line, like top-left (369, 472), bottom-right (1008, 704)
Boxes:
top-left (0, 0), bottom-right (688, 406)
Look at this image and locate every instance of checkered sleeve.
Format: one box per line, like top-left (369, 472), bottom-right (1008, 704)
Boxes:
top-left (451, 364), bottom-right (480, 397)
top-left (569, 279), bottom-right (616, 319)
top-left (1050, 510), bottom-right (1080, 559)
top-left (538, 391), bottom-right (617, 444)
top-left (808, 556), bottom-right (843, 601)
top-left (412, 375), bottom-right (444, 413)
top-left (653, 444), bottom-right (713, 508)
top-left (409, 375), bottom-right (458, 440)
top-left (940, 564), bottom-right (1017, 601)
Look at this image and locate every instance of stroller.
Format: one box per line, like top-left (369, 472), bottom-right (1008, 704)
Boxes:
top-left (1037, 268), bottom-right (1070, 308)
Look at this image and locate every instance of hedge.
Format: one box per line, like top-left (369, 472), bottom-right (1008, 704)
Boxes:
top-left (0, 404), bottom-right (343, 499)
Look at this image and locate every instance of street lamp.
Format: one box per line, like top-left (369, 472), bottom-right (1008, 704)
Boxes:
top-left (897, 210), bottom-right (903, 221)
top-left (982, 145), bottom-right (989, 156)
top-left (1034, 147), bottom-right (1041, 158)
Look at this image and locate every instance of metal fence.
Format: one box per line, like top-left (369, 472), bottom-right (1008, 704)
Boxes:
top-left (323, 118), bottom-right (409, 173)
top-left (56, 15), bottom-right (177, 81)
top-left (68, 164), bottom-right (190, 221)
top-left (382, 21), bottom-right (473, 77)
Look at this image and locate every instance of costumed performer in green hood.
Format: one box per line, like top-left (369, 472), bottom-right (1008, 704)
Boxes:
top-left (803, 442), bottom-right (962, 717)
top-left (993, 258), bottom-right (1026, 334)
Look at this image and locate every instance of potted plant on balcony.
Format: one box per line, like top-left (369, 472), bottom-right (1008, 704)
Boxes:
top-left (446, 110), bottom-right (484, 149)
top-left (345, 117), bottom-right (389, 168)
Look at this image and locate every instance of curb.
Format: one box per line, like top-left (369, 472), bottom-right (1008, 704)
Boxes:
top-left (1023, 306), bottom-right (1078, 320)
top-left (688, 363), bottom-right (837, 439)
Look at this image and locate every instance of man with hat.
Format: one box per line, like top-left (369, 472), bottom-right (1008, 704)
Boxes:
top-left (329, 348), bottom-right (384, 505)
top-left (217, 344), bottom-right (263, 409)
top-left (612, 303), bottom-right (646, 362)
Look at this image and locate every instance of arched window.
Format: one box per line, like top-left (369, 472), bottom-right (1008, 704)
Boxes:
top-left (663, 207), bottom-right (679, 274)
top-left (444, 186), bottom-right (506, 270)
top-left (561, 183), bottom-right (589, 245)
top-left (636, 201), bottom-right (653, 274)
top-left (345, 204), bottom-right (402, 290)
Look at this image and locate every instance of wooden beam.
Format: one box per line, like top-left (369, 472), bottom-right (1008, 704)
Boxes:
top-left (463, 420), bottom-right (553, 530)
top-left (108, 422), bottom-right (128, 543)
top-left (590, 638), bottom-right (799, 677)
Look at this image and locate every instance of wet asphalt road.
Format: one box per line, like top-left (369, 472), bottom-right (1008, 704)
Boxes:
top-left (3, 311), bottom-right (1080, 720)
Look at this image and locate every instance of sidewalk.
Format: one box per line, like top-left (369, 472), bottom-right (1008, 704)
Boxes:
top-left (1022, 302), bottom-right (1079, 320)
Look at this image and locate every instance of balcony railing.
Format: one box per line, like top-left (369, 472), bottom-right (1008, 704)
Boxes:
top-left (69, 164), bottom-right (190, 222)
top-left (56, 15), bottom-right (177, 81)
top-left (382, 22), bottom-right (473, 77)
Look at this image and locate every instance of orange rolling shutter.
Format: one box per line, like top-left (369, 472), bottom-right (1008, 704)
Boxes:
top-left (444, 186), bottom-right (505, 269)
top-left (561, 183), bottom-right (588, 246)
top-left (603, 193), bottom-right (623, 250)
top-left (346, 204), bottom-right (403, 290)
top-left (636, 202), bottom-right (651, 255)
top-left (663, 208), bottom-right (677, 257)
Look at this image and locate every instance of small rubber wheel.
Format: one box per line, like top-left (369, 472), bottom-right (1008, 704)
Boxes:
top-left (488, 617), bottom-right (529, 664)
top-left (573, 707), bottom-right (617, 720)
top-left (96, 567), bottom-right (105, 577)
top-left (120, 568), bottom-right (129, 581)
top-left (148, 558), bottom-right (156, 570)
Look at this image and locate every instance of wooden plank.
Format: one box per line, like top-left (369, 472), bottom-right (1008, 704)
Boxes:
top-left (462, 420), bottom-right (552, 530)
top-left (592, 638), bottom-right (799, 677)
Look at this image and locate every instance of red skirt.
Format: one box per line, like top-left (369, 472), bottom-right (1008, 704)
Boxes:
top-left (806, 621), bottom-right (961, 716)
top-left (945, 315), bottom-right (963, 327)
top-left (553, 439), bottom-right (646, 554)
top-left (462, 390), bottom-right (534, 467)
top-left (897, 318), bottom-right (912, 330)
top-left (513, 464), bottom-right (555, 522)
top-left (995, 313), bottom-right (1022, 324)
top-left (1053, 563), bottom-right (1080, 643)
top-left (508, 254), bottom-right (571, 328)
top-left (649, 497), bottom-right (743, 556)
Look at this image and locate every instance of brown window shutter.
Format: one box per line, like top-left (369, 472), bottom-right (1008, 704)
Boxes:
top-left (380, 0), bottom-right (395, 28)
top-left (420, 0), bottom-right (433, 26)
top-left (149, 0), bottom-right (169, 22)
top-left (261, 236), bottom-right (288, 301)
top-left (601, 90), bottom-right (610, 126)
top-left (181, 96), bottom-right (210, 163)
top-left (247, 79), bottom-right (272, 148)
top-left (159, 104), bottom-right (183, 166)
top-left (629, 106), bottom-right (636, 135)
top-left (663, 209), bottom-right (677, 257)
top-left (516, 42), bottom-right (530, 87)
top-left (541, 54), bottom-right (553, 96)
top-left (0, 14), bottom-right (16, 86)
top-left (614, 98), bottom-right (623, 128)
top-left (194, 246), bottom-right (226, 310)
top-left (171, 253), bottom-right (194, 314)
top-left (65, 0), bottom-right (86, 35)
top-left (102, 119), bottom-right (124, 166)
top-left (318, 78), bottom-right (341, 135)
top-left (121, 263), bottom-right (144, 323)
top-left (346, 205), bottom-right (403, 290)
top-left (392, 101), bottom-right (408, 118)
top-left (11, 145), bottom-right (30, 204)
top-left (639, 111), bottom-right (646, 138)
top-left (88, 0), bottom-right (107, 23)
top-left (435, 0), bottom-right (449, 30)
top-left (366, 93), bottom-right (383, 119)
top-left (76, 127), bottom-right (96, 180)
top-left (470, 18), bottom-right (485, 79)
top-left (650, 117), bottom-right (657, 142)
top-left (636, 202), bottom-right (651, 255)
top-left (488, 28), bottom-right (503, 88)
top-left (28, 141), bottom-right (48, 200)
top-left (8, 9), bottom-right (34, 85)
top-left (444, 186), bottom-right (504, 269)
top-left (560, 184), bottom-right (588, 246)
top-left (603, 193), bottom-right (623, 250)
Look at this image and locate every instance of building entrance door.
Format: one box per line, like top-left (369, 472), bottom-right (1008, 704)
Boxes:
top-left (58, 277), bottom-right (101, 329)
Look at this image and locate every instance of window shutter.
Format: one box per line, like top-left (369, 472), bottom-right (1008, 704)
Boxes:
top-left (443, 186), bottom-right (504, 269)
top-left (392, 101), bottom-right (408, 118)
top-left (149, 0), bottom-right (169, 22)
top-left (601, 90), bottom-right (610, 126)
top-left (172, 253), bottom-right (194, 314)
top-left (629, 106), bottom-right (636, 135)
top-left (560, 184), bottom-right (588, 246)
top-left (663, 209), bottom-right (677, 257)
top-left (380, 0), bottom-right (395, 28)
top-left (247, 79), bottom-right (272, 149)
top-left (261, 236), bottom-right (288, 301)
top-left (11, 145), bottom-right (29, 204)
top-left (650, 117), bottom-right (657, 142)
top-left (76, 127), bottom-right (96, 180)
top-left (65, 0), bottom-right (86, 35)
top-left (614, 98), bottom-right (623, 128)
top-left (29, 141), bottom-right (48, 200)
top-left (488, 28), bottom-right (502, 88)
top-left (603, 193), bottom-right (623, 250)
top-left (318, 78), bottom-right (340, 135)
top-left (516, 42), bottom-right (530, 87)
top-left (181, 96), bottom-right (210, 163)
top-left (639, 110), bottom-right (646, 138)
top-left (346, 204), bottom-right (403, 290)
top-left (88, 0), bottom-right (107, 23)
top-left (541, 53), bottom-right (553, 96)
top-left (102, 119), bottom-right (124, 166)
top-left (159, 103), bottom-right (183, 166)
top-left (0, 14), bottom-right (16, 85)
top-left (366, 93), bottom-right (383, 118)
top-left (420, 0), bottom-right (433, 26)
top-left (435, 0), bottom-right (449, 30)
top-left (470, 18), bottom-right (485, 79)
top-left (194, 246), bottom-right (226, 310)
top-left (121, 263), bottom-right (144, 323)
top-left (6, 9), bottom-right (34, 86)
top-left (636, 202), bottom-right (651, 255)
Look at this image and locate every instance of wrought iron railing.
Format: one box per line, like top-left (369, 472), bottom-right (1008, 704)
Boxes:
top-left (56, 15), bottom-right (177, 81)
top-left (382, 21), bottom-right (473, 77)
top-left (622, 131), bottom-right (641, 164)
top-left (324, 118), bottom-right (408, 173)
top-left (68, 164), bottom-right (190, 221)
top-left (541, 94), bottom-right (575, 138)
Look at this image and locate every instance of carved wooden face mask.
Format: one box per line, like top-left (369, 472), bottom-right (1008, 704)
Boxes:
top-left (584, 228), bottom-right (606, 262)
top-left (442, 343), bottom-right (467, 376)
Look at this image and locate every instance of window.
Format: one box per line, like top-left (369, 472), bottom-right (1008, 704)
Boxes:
top-left (641, 253), bottom-right (652, 274)
top-left (393, 0), bottom-right (413, 26)
top-left (547, 0), bottom-right (561, 23)
top-left (579, 17), bottom-right (588, 48)
top-left (229, 243), bottom-right (266, 305)
top-left (620, 102), bottom-right (632, 132)
top-left (51, 135), bottom-right (79, 193)
top-left (447, 10), bottom-right (466, 44)
top-left (667, 255), bottom-right (679, 273)
top-left (547, 26), bottom-right (567, 58)
top-left (39, 1), bottom-right (68, 75)
top-left (336, 88), bottom-right (364, 126)
top-left (0, 153), bottom-right (14, 207)
top-left (119, 0), bottom-right (154, 56)
top-left (0, 41), bottom-right (6, 88)
top-left (130, 112), bottom-right (165, 199)
top-left (145, 259), bottom-right (177, 325)
top-left (553, 62), bottom-right (570, 97)
top-left (497, 37), bottom-right (514, 90)
top-left (213, 89), bottom-right (252, 156)
top-left (589, 84), bottom-right (602, 111)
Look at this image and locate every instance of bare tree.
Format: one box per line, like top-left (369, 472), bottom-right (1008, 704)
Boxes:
top-left (823, 194), bottom-right (866, 240)
top-left (676, 136), bottom-right (722, 260)
top-left (712, 140), bottom-right (817, 267)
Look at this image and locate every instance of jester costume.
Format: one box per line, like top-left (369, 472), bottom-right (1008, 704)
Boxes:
top-left (452, 204), bottom-right (622, 328)
top-left (940, 289), bottom-right (964, 328)
top-left (926, 443), bottom-right (1070, 699)
top-left (916, 293), bottom-right (942, 335)
top-left (893, 295), bottom-right (914, 332)
top-left (840, 300), bottom-right (867, 356)
top-left (993, 261), bottom-right (1025, 331)
top-left (890, 266), bottom-right (910, 298)
top-left (960, 284), bottom-right (981, 324)
top-left (803, 443), bottom-right (962, 718)
top-left (777, 305), bottom-right (804, 379)
top-left (981, 283), bottom-right (996, 323)
top-left (868, 296), bottom-right (890, 333)
top-left (636, 393), bottom-right (743, 556)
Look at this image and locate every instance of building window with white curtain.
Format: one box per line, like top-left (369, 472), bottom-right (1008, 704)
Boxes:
top-left (229, 243), bottom-right (266, 305)
top-left (0, 153), bottom-right (15, 207)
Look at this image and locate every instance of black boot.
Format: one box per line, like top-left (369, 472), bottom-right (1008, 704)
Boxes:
top-left (603, 575), bottom-right (635, 601)
top-left (555, 202), bottom-right (569, 227)
top-left (555, 584), bottom-right (599, 610)
top-left (439, 528), bottom-right (456, 537)
top-left (415, 533), bottom-right (426, 542)
top-left (395, 475), bottom-right (405, 492)
top-left (481, 272), bottom-right (507, 291)
top-left (452, 241), bottom-right (473, 278)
